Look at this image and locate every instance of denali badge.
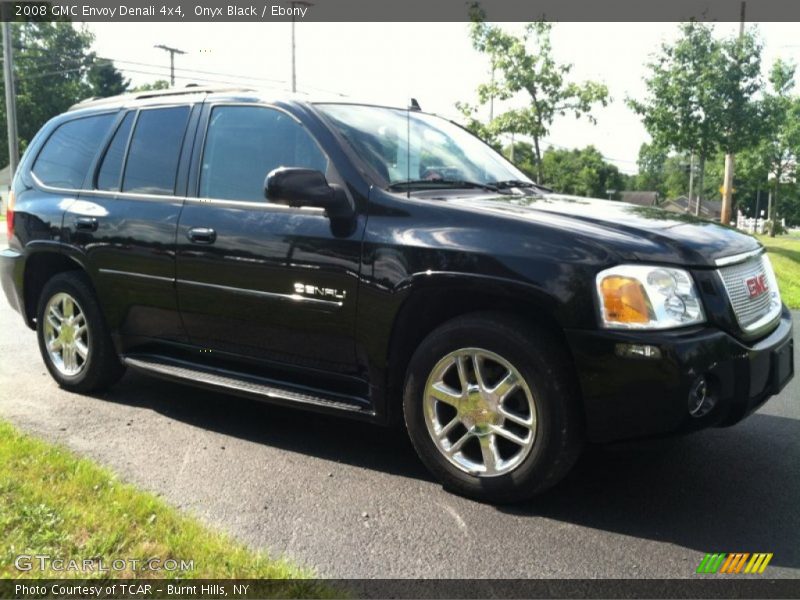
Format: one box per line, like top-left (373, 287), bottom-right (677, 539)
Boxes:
top-left (294, 282), bottom-right (346, 301)
top-left (745, 274), bottom-right (768, 299)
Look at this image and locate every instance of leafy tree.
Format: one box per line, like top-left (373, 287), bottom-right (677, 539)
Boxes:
top-left (0, 22), bottom-right (128, 166)
top-left (758, 60), bottom-right (800, 232)
top-left (629, 22), bottom-right (763, 218)
top-left (87, 59), bottom-right (130, 98)
top-left (459, 7), bottom-right (609, 183)
top-left (633, 143), bottom-right (668, 195)
top-left (502, 141), bottom-right (537, 179)
top-left (132, 80), bottom-right (171, 92)
top-left (539, 145), bottom-right (623, 198)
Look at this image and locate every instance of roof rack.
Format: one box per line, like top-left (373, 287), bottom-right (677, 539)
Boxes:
top-left (68, 85), bottom-right (256, 111)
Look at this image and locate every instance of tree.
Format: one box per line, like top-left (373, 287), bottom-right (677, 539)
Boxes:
top-left (633, 143), bottom-right (668, 195)
top-left (87, 59), bottom-right (130, 98)
top-left (459, 7), bottom-right (609, 183)
top-left (502, 141), bottom-right (537, 179)
top-left (0, 22), bottom-right (128, 166)
top-left (539, 146), bottom-right (623, 198)
top-left (732, 60), bottom-right (800, 232)
top-left (132, 80), bottom-right (171, 93)
top-left (629, 22), bottom-right (763, 218)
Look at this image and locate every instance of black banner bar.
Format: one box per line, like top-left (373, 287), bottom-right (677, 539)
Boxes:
top-left (4, 579), bottom-right (800, 599)
top-left (2, 0), bottom-right (800, 22)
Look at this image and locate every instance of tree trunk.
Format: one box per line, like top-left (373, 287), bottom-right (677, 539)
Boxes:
top-left (769, 180), bottom-right (779, 238)
top-left (532, 135), bottom-right (543, 184)
top-left (695, 153), bottom-right (706, 217)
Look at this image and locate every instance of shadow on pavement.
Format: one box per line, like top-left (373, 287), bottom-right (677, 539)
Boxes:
top-left (96, 370), bottom-right (430, 480)
top-left (97, 371), bottom-right (798, 570)
top-left (505, 413), bottom-right (800, 570)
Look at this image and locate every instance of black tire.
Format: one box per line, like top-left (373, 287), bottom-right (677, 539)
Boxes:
top-left (403, 312), bottom-right (583, 503)
top-left (36, 271), bottom-right (125, 393)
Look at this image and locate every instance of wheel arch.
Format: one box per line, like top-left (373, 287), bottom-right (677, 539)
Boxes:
top-left (383, 273), bottom-right (579, 423)
top-left (22, 248), bottom-right (88, 329)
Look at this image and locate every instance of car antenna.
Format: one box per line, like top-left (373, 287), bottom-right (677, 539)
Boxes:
top-left (409, 98), bottom-right (421, 111)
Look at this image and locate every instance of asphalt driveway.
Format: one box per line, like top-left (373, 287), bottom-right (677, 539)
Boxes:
top-left (0, 279), bottom-right (797, 578)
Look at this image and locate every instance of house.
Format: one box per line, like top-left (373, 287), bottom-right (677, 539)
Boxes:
top-left (661, 195), bottom-right (722, 220)
top-left (620, 191), bottom-right (659, 207)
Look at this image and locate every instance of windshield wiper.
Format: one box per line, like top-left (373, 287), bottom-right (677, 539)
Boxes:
top-left (492, 179), bottom-right (552, 192)
top-left (387, 179), bottom-right (504, 193)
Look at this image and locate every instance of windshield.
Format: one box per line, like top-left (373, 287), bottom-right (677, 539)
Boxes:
top-left (315, 103), bottom-right (532, 190)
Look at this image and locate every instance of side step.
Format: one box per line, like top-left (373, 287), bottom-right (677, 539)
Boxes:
top-left (122, 354), bottom-right (372, 416)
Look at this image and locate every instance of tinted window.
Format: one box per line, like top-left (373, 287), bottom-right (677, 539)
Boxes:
top-left (33, 114), bottom-right (115, 189)
top-left (96, 112), bottom-right (135, 191)
top-left (199, 106), bottom-right (328, 202)
top-left (122, 106), bottom-right (190, 195)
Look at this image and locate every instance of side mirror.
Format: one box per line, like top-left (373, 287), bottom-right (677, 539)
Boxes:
top-left (265, 167), bottom-right (354, 219)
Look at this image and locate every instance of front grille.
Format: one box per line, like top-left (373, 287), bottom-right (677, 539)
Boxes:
top-left (718, 253), bottom-right (780, 332)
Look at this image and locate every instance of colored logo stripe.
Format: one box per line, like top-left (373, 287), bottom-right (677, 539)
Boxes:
top-left (697, 553), bottom-right (773, 574)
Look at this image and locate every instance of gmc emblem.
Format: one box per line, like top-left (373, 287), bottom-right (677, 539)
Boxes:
top-left (746, 274), bottom-right (769, 299)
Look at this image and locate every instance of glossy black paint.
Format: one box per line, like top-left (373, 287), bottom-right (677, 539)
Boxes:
top-left (1, 90), bottom-right (793, 444)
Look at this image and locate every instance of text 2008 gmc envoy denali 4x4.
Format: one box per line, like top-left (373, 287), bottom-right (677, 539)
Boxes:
top-left (1, 87), bottom-right (794, 502)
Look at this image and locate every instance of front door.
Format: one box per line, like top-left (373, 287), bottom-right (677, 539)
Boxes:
top-left (175, 104), bottom-right (364, 376)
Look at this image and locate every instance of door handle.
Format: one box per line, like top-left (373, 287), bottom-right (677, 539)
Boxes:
top-left (186, 227), bottom-right (217, 244)
top-left (75, 216), bottom-right (98, 232)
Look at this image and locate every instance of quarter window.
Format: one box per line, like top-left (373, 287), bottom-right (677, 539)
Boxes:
top-left (33, 113), bottom-right (115, 189)
top-left (199, 106), bottom-right (328, 202)
top-left (96, 112), bottom-right (135, 191)
top-left (122, 106), bottom-right (190, 195)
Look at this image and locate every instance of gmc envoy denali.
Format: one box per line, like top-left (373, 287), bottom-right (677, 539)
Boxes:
top-left (1, 87), bottom-right (794, 502)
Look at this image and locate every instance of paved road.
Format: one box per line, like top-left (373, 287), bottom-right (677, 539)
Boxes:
top-left (0, 286), bottom-right (798, 578)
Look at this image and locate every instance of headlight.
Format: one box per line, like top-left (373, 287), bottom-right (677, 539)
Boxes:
top-left (596, 265), bottom-right (706, 329)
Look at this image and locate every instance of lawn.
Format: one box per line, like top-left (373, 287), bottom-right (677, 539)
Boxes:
top-left (0, 420), bottom-right (318, 584)
top-left (756, 233), bottom-right (800, 310)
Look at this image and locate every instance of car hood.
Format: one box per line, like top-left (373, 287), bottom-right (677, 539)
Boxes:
top-left (446, 193), bottom-right (760, 267)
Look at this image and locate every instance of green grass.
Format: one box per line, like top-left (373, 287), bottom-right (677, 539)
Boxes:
top-left (0, 420), bottom-right (313, 581)
top-left (756, 233), bottom-right (800, 310)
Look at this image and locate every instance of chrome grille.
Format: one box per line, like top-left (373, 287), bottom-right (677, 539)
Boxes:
top-left (718, 253), bottom-right (780, 331)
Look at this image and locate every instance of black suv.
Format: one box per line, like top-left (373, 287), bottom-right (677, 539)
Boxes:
top-left (1, 87), bottom-right (794, 502)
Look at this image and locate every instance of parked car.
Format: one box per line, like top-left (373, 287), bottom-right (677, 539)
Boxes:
top-left (1, 87), bottom-right (794, 502)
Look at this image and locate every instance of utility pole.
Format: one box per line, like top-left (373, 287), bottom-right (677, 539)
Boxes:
top-left (720, 0), bottom-right (746, 225)
top-left (154, 44), bottom-right (185, 86)
top-left (290, 1), bottom-right (314, 93)
top-left (2, 21), bottom-right (19, 179)
top-left (687, 151), bottom-right (695, 213)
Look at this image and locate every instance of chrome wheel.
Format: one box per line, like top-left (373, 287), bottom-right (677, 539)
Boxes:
top-left (423, 348), bottom-right (537, 477)
top-left (43, 292), bottom-right (89, 377)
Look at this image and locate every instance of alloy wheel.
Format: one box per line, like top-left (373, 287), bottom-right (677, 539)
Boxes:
top-left (43, 292), bottom-right (90, 377)
top-left (423, 348), bottom-right (537, 477)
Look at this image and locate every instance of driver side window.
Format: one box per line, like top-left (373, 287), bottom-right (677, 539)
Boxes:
top-left (199, 105), bottom-right (328, 202)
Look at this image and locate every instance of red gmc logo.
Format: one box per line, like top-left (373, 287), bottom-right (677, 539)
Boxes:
top-left (746, 274), bottom-right (769, 299)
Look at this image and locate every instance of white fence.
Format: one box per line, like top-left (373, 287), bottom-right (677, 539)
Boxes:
top-left (736, 212), bottom-right (785, 234)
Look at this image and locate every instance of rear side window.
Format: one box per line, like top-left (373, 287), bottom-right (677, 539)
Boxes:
top-left (122, 106), bottom-right (190, 195)
top-left (32, 114), bottom-right (115, 189)
top-left (199, 105), bottom-right (328, 202)
top-left (96, 112), bottom-right (135, 191)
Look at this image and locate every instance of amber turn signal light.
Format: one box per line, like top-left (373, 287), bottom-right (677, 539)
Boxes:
top-left (599, 276), bottom-right (654, 325)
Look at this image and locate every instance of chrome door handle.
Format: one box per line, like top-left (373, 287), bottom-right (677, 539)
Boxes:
top-left (186, 227), bottom-right (217, 244)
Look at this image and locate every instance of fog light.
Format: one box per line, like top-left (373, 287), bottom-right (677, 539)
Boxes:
top-left (615, 343), bottom-right (662, 359)
top-left (688, 376), bottom-right (716, 417)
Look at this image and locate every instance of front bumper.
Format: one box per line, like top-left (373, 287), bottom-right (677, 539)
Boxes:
top-left (0, 247), bottom-right (25, 318)
top-left (565, 306), bottom-right (794, 443)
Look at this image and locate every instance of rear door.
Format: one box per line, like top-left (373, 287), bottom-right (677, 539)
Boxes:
top-left (62, 104), bottom-right (199, 347)
top-left (175, 103), bottom-right (364, 375)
